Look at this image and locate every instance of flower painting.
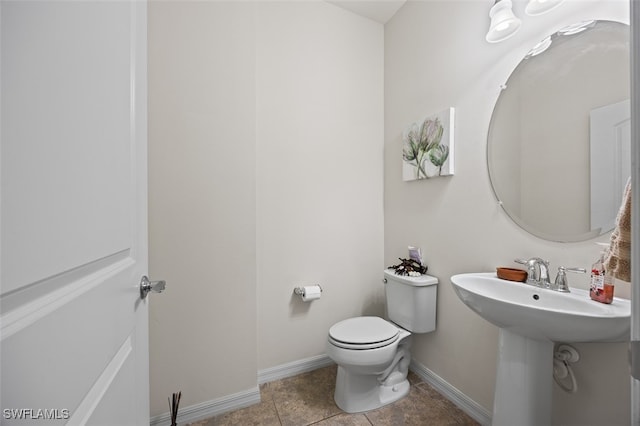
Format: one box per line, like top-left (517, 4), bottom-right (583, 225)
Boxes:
top-left (402, 107), bottom-right (455, 181)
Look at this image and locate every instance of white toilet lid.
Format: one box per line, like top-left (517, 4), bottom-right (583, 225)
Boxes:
top-left (328, 316), bottom-right (399, 349)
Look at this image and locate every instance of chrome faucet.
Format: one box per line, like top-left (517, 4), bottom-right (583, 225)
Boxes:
top-left (515, 257), bottom-right (551, 288)
top-left (515, 258), bottom-right (586, 292)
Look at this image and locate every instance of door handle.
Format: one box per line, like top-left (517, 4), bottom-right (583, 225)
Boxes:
top-left (140, 275), bottom-right (166, 299)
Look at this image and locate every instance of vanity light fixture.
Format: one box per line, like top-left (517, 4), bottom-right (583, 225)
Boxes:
top-left (486, 0), bottom-right (522, 43)
top-left (525, 0), bottom-right (565, 16)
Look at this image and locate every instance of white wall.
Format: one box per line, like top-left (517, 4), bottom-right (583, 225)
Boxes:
top-left (148, 0), bottom-right (384, 417)
top-left (255, 1), bottom-right (384, 370)
top-left (149, 0), bottom-right (632, 423)
top-left (148, 1), bottom-right (258, 416)
top-left (384, 1), bottom-right (631, 424)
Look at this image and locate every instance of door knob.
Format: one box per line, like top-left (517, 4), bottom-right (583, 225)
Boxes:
top-left (140, 275), bottom-right (166, 299)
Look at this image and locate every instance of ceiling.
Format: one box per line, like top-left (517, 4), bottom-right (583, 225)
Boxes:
top-left (326, 1), bottom-right (407, 24)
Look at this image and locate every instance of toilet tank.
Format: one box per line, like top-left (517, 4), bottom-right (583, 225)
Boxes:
top-left (384, 269), bottom-right (438, 333)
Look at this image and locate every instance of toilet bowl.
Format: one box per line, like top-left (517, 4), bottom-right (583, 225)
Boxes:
top-left (326, 316), bottom-right (412, 413)
top-left (326, 270), bottom-right (438, 413)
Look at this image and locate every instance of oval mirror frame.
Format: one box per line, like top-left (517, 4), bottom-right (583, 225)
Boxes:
top-left (487, 20), bottom-right (630, 242)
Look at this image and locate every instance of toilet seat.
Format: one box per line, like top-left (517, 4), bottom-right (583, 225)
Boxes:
top-left (328, 316), bottom-right (400, 350)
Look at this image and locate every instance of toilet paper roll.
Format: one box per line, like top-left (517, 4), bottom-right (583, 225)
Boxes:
top-left (301, 285), bottom-right (322, 302)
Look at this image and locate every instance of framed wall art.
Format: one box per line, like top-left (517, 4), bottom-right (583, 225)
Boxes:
top-left (402, 107), bottom-right (455, 181)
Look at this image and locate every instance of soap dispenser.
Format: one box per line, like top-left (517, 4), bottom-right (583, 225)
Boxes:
top-left (589, 247), bottom-right (614, 304)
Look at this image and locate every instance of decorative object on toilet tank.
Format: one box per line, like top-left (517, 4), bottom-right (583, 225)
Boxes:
top-left (388, 258), bottom-right (428, 276)
top-left (402, 107), bottom-right (454, 181)
top-left (408, 246), bottom-right (424, 266)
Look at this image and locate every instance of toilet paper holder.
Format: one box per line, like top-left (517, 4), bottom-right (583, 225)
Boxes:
top-left (293, 285), bottom-right (323, 296)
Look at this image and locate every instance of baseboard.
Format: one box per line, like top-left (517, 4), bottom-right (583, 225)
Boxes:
top-left (410, 359), bottom-right (492, 426)
top-left (257, 354), bottom-right (335, 384)
top-left (149, 386), bottom-right (261, 426)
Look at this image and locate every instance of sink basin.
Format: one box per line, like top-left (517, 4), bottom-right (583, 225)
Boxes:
top-left (451, 272), bottom-right (630, 342)
top-left (451, 272), bottom-right (631, 426)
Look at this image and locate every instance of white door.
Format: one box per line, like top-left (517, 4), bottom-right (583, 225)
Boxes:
top-left (1, 1), bottom-right (151, 425)
top-left (589, 99), bottom-right (631, 233)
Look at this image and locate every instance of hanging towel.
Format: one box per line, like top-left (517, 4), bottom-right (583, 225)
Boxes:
top-left (604, 177), bottom-right (631, 282)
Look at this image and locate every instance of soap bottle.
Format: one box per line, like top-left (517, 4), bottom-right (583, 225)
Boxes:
top-left (601, 272), bottom-right (615, 304)
top-left (589, 249), bottom-right (614, 304)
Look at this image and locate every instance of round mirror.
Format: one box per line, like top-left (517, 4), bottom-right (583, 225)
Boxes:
top-left (488, 20), bottom-right (630, 242)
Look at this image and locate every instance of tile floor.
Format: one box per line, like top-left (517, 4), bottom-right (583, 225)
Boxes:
top-left (189, 365), bottom-right (480, 426)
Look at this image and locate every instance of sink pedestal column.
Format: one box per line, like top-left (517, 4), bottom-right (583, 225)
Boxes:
top-left (492, 329), bottom-right (553, 426)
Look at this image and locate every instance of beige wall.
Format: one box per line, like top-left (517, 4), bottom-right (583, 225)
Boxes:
top-left (148, 1), bottom-right (258, 416)
top-left (384, 1), bottom-right (630, 425)
top-left (255, 2), bottom-right (384, 369)
top-left (149, 0), bottom-right (633, 424)
top-left (148, 0), bottom-right (384, 417)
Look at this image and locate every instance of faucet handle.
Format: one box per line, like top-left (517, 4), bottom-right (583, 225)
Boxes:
top-left (553, 266), bottom-right (586, 293)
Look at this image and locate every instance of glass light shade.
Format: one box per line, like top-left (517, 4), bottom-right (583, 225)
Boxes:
top-left (486, 0), bottom-right (522, 43)
top-left (525, 0), bottom-right (564, 16)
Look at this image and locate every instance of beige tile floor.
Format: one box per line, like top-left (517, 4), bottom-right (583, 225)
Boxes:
top-left (189, 365), bottom-right (480, 426)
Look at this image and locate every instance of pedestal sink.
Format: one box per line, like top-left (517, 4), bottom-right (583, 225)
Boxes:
top-left (451, 272), bottom-right (631, 426)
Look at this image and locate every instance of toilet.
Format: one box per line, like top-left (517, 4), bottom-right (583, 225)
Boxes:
top-left (326, 269), bottom-right (438, 413)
